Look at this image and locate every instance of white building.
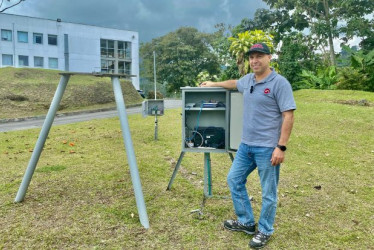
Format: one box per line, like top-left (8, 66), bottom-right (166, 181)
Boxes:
top-left (0, 13), bottom-right (140, 89)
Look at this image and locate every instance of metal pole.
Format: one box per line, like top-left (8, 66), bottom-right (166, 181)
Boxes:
top-left (166, 151), bottom-right (185, 190)
top-left (15, 74), bottom-right (70, 202)
top-left (153, 51), bottom-right (156, 100)
top-left (154, 113), bottom-right (158, 141)
top-left (111, 76), bottom-right (150, 229)
top-left (204, 152), bottom-right (212, 197)
top-left (229, 152), bottom-right (234, 162)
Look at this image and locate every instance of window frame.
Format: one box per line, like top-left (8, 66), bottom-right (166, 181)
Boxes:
top-left (33, 33), bottom-right (43, 44)
top-left (48, 57), bottom-right (58, 69)
top-left (34, 56), bottom-right (44, 68)
top-left (100, 39), bottom-right (132, 74)
top-left (1, 29), bottom-right (12, 41)
top-left (48, 34), bottom-right (57, 45)
top-left (101, 59), bottom-right (115, 73)
top-left (17, 31), bottom-right (28, 43)
top-left (2, 54), bottom-right (13, 66)
top-left (18, 55), bottom-right (29, 67)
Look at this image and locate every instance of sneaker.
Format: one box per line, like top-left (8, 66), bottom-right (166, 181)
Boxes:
top-left (223, 220), bottom-right (255, 235)
top-left (249, 231), bottom-right (271, 249)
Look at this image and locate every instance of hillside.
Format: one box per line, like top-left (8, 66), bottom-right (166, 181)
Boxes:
top-left (0, 67), bottom-right (143, 119)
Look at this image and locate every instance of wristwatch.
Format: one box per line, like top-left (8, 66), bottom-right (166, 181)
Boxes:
top-left (276, 144), bottom-right (287, 151)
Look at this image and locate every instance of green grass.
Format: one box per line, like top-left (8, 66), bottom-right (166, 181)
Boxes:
top-left (0, 67), bottom-right (143, 119)
top-left (0, 89), bottom-right (373, 249)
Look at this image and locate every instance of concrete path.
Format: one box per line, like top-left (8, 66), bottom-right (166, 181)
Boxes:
top-left (0, 99), bottom-right (181, 132)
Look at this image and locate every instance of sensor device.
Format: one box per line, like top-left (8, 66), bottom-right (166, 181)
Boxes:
top-left (142, 99), bottom-right (165, 117)
top-left (192, 127), bottom-right (225, 149)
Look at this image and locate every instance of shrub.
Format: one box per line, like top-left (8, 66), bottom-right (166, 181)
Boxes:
top-left (296, 66), bottom-right (337, 90)
top-left (336, 67), bottom-right (367, 90)
top-left (147, 91), bottom-right (164, 99)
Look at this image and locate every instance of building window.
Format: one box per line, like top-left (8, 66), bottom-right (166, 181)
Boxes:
top-left (100, 39), bottom-right (115, 58)
top-left (17, 31), bottom-right (28, 43)
top-left (2, 54), bottom-right (13, 66)
top-left (118, 61), bottom-right (125, 73)
top-left (18, 55), bottom-right (29, 67)
top-left (34, 56), bottom-right (44, 67)
top-left (101, 39), bottom-right (132, 73)
top-left (118, 61), bottom-right (131, 75)
top-left (101, 59), bottom-right (115, 73)
top-left (125, 42), bottom-right (131, 60)
top-left (48, 57), bottom-right (58, 69)
top-left (118, 41), bottom-right (131, 60)
top-left (48, 34), bottom-right (57, 45)
top-left (1, 29), bottom-right (12, 41)
top-left (125, 62), bottom-right (131, 75)
top-left (118, 41), bottom-right (125, 59)
top-left (33, 33), bottom-right (43, 44)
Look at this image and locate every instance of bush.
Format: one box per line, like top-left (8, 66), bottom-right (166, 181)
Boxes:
top-left (336, 67), bottom-right (367, 90)
top-left (295, 66), bottom-right (337, 90)
top-left (147, 91), bottom-right (164, 99)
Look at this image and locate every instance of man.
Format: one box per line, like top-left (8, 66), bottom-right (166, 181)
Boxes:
top-left (200, 42), bottom-right (296, 249)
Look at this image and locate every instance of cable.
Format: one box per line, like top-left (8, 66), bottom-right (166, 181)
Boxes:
top-left (185, 130), bottom-right (203, 148)
top-left (185, 102), bottom-right (204, 143)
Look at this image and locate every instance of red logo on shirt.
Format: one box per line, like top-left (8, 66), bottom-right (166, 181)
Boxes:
top-left (264, 88), bottom-right (270, 94)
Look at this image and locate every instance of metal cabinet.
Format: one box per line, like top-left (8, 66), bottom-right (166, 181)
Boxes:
top-left (168, 87), bottom-right (244, 197)
top-left (181, 87), bottom-right (232, 153)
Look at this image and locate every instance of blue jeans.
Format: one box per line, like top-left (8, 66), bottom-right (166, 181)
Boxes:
top-left (227, 143), bottom-right (280, 235)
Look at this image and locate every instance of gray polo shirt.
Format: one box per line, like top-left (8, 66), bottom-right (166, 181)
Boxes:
top-left (236, 69), bottom-right (296, 148)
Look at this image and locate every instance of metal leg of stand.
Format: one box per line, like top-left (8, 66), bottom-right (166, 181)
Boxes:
top-left (229, 152), bottom-right (234, 162)
top-left (154, 114), bottom-right (158, 141)
top-left (166, 151), bottom-right (185, 190)
top-left (15, 74), bottom-right (70, 203)
top-left (204, 152), bottom-right (212, 197)
top-left (112, 76), bottom-right (149, 229)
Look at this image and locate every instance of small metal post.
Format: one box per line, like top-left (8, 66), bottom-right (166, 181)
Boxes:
top-left (166, 151), bottom-right (185, 190)
top-left (154, 112), bottom-right (158, 141)
top-left (204, 152), bottom-right (212, 197)
top-left (15, 74), bottom-right (70, 202)
top-left (112, 76), bottom-right (149, 229)
top-left (153, 51), bottom-right (157, 100)
top-left (229, 152), bottom-right (234, 162)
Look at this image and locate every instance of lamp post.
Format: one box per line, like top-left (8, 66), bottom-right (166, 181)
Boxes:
top-left (153, 51), bottom-right (156, 100)
top-left (153, 51), bottom-right (158, 140)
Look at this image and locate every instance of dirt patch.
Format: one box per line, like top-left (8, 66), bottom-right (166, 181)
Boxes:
top-left (2, 94), bottom-right (29, 102)
top-left (336, 99), bottom-right (372, 107)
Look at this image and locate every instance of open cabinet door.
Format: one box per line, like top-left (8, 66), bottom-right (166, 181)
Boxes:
top-left (229, 91), bottom-right (243, 151)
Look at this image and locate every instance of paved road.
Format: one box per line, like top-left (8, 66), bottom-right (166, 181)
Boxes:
top-left (0, 99), bottom-right (182, 132)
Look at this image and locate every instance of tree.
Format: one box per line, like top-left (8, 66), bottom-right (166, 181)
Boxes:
top-left (0, 0), bottom-right (25, 13)
top-left (278, 32), bottom-right (322, 89)
top-left (228, 30), bottom-right (274, 76)
top-left (337, 47), bottom-right (374, 92)
top-left (231, 8), bottom-right (306, 45)
top-left (210, 23), bottom-right (233, 69)
top-left (356, 19), bottom-right (374, 53)
top-left (209, 23), bottom-right (240, 80)
top-left (140, 27), bottom-right (220, 94)
top-left (262, 0), bottom-right (374, 66)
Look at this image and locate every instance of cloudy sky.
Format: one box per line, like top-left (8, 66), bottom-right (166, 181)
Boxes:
top-left (4, 0), bottom-right (268, 43)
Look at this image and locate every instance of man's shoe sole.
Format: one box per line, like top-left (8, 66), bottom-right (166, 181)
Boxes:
top-left (223, 224), bottom-right (255, 235)
top-left (249, 245), bottom-right (266, 249)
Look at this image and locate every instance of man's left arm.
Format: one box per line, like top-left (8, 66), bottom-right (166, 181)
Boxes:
top-left (271, 110), bottom-right (295, 166)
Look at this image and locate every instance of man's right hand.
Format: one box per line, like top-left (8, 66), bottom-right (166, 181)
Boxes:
top-left (200, 81), bottom-right (215, 87)
top-left (200, 80), bottom-right (237, 89)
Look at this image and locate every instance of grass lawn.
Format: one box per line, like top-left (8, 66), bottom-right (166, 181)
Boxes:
top-left (0, 89), bottom-right (373, 249)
